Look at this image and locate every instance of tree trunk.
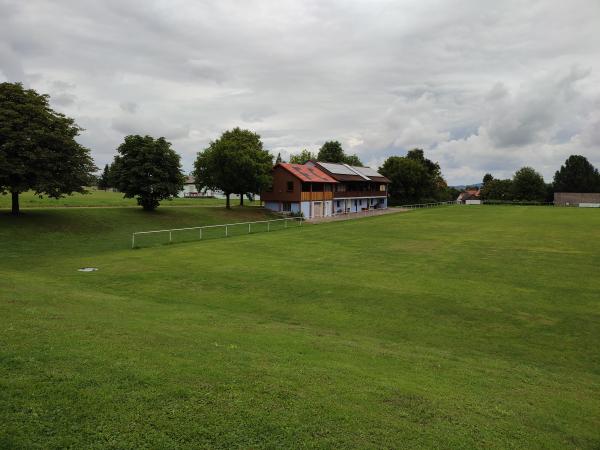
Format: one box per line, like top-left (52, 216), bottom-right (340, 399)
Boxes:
top-left (239, 193), bottom-right (244, 206)
top-left (11, 191), bottom-right (19, 216)
top-left (225, 193), bottom-right (230, 209)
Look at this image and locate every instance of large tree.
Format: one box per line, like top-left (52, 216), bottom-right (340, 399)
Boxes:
top-left (317, 141), bottom-right (345, 163)
top-left (379, 149), bottom-right (449, 205)
top-left (111, 135), bottom-right (184, 211)
top-left (553, 155), bottom-right (600, 193)
top-left (0, 82), bottom-right (96, 215)
top-left (480, 178), bottom-right (513, 201)
top-left (511, 167), bottom-right (546, 201)
top-left (97, 164), bottom-right (111, 190)
top-left (289, 149), bottom-right (316, 164)
top-left (316, 140), bottom-right (364, 166)
top-left (379, 156), bottom-right (429, 204)
top-left (193, 128), bottom-right (272, 208)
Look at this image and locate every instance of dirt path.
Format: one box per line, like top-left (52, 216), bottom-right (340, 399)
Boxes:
top-left (308, 207), bottom-right (407, 223)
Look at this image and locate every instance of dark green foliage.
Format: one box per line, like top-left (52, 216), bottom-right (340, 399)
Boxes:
top-left (317, 140), bottom-right (345, 163)
top-left (344, 153), bottom-right (363, 166)
top-left (511, 166), bottom-right (547, 201)
top-left (193, 128), bottom-right (272, 208)
top-left (482, 173), bottom-right (494, 185)
top-left (0, 82), bottom-right (96, 215)
top-left (480, 178), bottom-right (513, 200)
top-left (316, 140), bottom-right (364, 166)
top-left (97, 164), bottom-right (111, 190)
top-left (379, 149), bottom-right (448, 204)
top-left (289, 149), bottom-right (316, 164)
top-left (111, 135), bottom-right (184, 211)
top-left (553, 155), bottom-right (600, 193)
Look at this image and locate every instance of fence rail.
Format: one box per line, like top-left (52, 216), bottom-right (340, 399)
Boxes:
top-left (400, 201), bottom-right (457, 209)
top-left (131, 217), bottom-right (303, 248)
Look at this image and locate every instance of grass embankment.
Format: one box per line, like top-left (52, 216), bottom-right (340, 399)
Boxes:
top-left (0, 189), bottom-right (259, 209)
top-left (1, 206), bottom-right (599, 448)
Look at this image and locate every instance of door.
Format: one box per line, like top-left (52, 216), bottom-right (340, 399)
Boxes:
top-left (313, 201), bottom-right (323, 218)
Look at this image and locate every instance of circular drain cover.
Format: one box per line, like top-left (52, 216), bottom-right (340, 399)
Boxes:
top-left (78, 267), bottom-right (98, 272)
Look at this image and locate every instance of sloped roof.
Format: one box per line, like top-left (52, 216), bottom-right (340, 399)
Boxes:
top-left (313, 162), bottom-right (390, 183)
top-left (277, 163), bottom-right (337, 183)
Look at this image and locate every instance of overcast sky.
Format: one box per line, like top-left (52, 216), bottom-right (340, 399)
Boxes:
top-left (2, 0), bottom-right (599, 184)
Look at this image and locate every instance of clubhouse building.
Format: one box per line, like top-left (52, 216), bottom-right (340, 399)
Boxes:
top-left (261, 161), bottom-right (390, 219)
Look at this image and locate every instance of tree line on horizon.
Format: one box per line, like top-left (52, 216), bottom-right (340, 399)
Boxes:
top-left (2, 82), bottom-right (600, 214)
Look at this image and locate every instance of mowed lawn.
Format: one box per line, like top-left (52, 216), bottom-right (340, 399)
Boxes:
top-left (1, 206), bottom-right (599, 448)
top-left (0, 189), bottom-right (259, 208)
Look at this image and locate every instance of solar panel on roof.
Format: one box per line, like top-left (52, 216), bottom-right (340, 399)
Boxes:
top-left (318, 162), bottom-right (356, 175)
top-left (352, 166), bottom-right (383, 177)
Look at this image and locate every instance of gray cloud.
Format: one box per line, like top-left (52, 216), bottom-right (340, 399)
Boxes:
top-left (1, 0), bottom-right (599, 183)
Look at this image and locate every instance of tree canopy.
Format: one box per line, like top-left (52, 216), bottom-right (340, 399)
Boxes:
top-left (511, 167), bottom-right (546, 201)
top-left (97, 164), bottom-right (112, 190)
top-left (316, 140), bottom-right (363, 166)
top-left (193, 128), bottom-right (272, 208)
top-left (553, 155), bottom-right (600, 193)
top-left (289, 149), bottom-right (316, 165)
top-left (0, 82), bottom-right (96, 215)
top-left (111, 135), bottom-right (184, 211)
top-left (379, 149), bottom-right (450, 205)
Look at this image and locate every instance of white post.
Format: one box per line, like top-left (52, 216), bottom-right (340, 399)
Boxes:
top-left (248, 223), bottom-right (251, 234)
top-left (132, 233), bottom-right (135, 249)
top-left (169, 231), bottom-right (172, 242)
top-left (268, 221), bottom-right (270, 232)
top-left (226, 225), bottom-right (228, 237)
top-left (199, 228), bottom-right (202, 240)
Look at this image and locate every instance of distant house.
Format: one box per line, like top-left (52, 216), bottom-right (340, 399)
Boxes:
top-left (261, 162), bottom-right (390, 219)
top-left (178, 176), bottom-right (220, 198)
top-left (457, 188), bottom-right (481, 204)
top-left (554, 192), bottom-right (600, 207)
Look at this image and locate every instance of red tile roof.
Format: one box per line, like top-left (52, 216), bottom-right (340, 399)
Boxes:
top-left (277, 163), bottom-right (338, 183)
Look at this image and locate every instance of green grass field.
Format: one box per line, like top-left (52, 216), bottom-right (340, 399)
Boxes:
top-left (1, 205), bottom-right (599, 448)
top-left (0, 189), bottom-right (259, 208)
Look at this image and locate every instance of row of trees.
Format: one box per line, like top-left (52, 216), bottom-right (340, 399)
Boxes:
top-left (3, 82), bottom-right (600, 214)
top-left (288, 141), bottom-right (362, 166)
top-left (480, 155), bottom-right (600, 202)
top-left (378, 149), bottom-right (457, 205)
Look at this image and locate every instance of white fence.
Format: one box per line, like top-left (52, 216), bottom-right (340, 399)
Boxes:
top-left (131, 217), bottom-right (303, 248)
top-left (401, 201), bottom-right (457, 209)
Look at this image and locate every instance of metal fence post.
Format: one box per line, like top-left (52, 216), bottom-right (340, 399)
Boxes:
top-left (285, 219), bottom-right (287, 228)
top-left (268, 221), bottom-right (270, 232)
top-left (199, 228), bottom-right (202, 240)
top-left (248, 223), bottom-right (251, 234)
top-left (169, 231), bottom-right (172, 242)
top-left (132, 233), bottom-right (135, 249)
top-left (226, 225), bottom-right (228, 237)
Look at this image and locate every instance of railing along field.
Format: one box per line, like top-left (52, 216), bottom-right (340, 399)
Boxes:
top-left (132, 217), bottom-right (303, 248)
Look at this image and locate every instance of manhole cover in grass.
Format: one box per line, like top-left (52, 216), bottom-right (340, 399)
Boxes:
top-left (78, 267), bottom-right (98, 272)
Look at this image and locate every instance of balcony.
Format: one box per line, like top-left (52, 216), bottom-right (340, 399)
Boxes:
top-left (301, 191), bottom-right (334, 201)
top-left (333, 190), bottom-right (387, 198)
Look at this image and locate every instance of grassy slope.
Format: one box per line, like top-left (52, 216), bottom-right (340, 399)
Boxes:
top-left (1, 206), bottom-right (599, 448)
top-left (0, 189), bottom-right (259, 208)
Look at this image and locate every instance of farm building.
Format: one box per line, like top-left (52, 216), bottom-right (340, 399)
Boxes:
top-left (261, 162), bottom-right (390, 219)
top-left (457, 188), bottom-right (481, 204)
top-left (554, 192), bottom-right (600, 207)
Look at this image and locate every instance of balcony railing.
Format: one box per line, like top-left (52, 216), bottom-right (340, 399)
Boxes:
top-left (301, 191), bottom-right (334, 201)
top-left (333, 191), bottom-right (387, 198)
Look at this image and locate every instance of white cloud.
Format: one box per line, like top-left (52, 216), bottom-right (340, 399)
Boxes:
top-left (1, 0), bottom-right (600, 183)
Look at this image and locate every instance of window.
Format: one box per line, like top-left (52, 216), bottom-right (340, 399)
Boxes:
top-left (282, 202), bottom-right (292, 212)
top-left (335, 183), bottom-right (347, 192)
top-left (287, 181), bottom-right (294, 192)
top-left (379, 184), bottom-right (386, 192)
